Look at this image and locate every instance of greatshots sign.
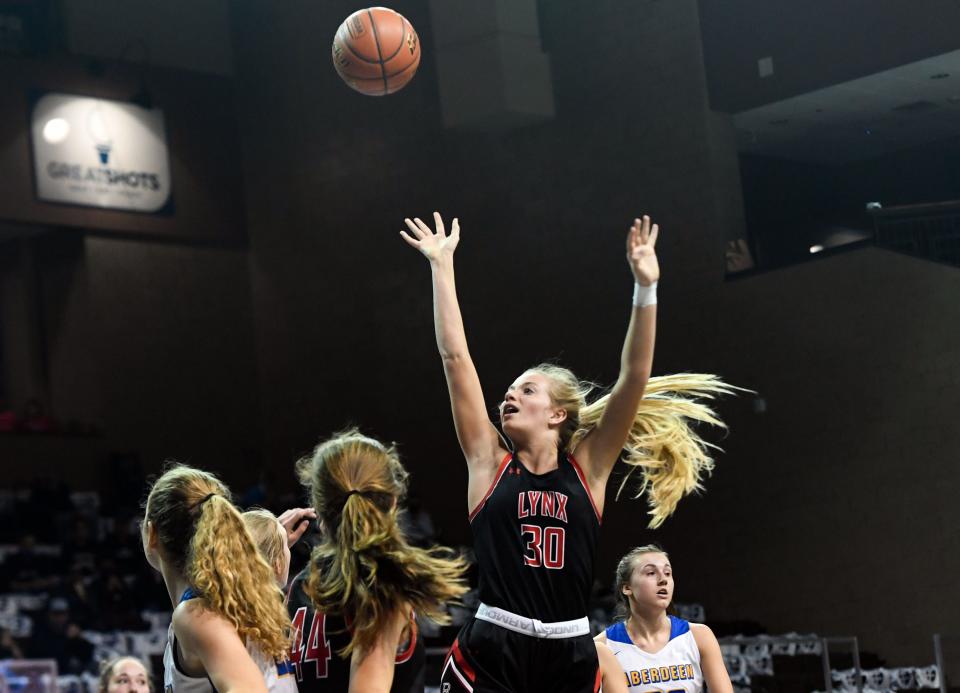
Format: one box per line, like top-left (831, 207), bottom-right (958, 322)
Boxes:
top-left (30, 93), bottom-right (172, 213)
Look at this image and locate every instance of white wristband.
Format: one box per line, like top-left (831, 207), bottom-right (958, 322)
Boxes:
top-left (633, 281), bottom-right (658, 307)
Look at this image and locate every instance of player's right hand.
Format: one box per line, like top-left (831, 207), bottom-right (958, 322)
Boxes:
top-left (400, 212), bottom-right (460, 263)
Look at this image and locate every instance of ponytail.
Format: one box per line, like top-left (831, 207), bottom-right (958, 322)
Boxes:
top-left (299, 430), bottom-right (469, 656)
top-left (189, 495), bottom-right (291, 659)
top-left (144, 465), bottom-right (291, 660)
top-left (531, 366), bottom-right (742, 528)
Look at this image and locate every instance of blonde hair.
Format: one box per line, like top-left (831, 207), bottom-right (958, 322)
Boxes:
top-left (242, 508), bottom-right (286, 571)
top-left (529, 364), bottom-right (739, 528)
top-left (144, 465), bottom-right (290, 659)
top-left (613, 544), bottom-right (669, 620)
top-left (297, 429), bottom-right (469, 657)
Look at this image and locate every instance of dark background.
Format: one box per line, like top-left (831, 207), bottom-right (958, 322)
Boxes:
top-left (2, 0), bottom-right (959, 672)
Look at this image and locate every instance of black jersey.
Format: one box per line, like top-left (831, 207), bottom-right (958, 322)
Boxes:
top-left (469, 450), bottom-right (602, 622)
top-left (285, 567), bottom-right (425, 692)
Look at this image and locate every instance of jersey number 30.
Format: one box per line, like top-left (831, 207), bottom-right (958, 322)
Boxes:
top-left (521, 524), bottom-right (565, 569)
top-left (290, 607), bottom-right (332, 680)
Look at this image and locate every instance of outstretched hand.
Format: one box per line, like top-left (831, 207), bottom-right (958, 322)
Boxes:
top-left (400, 212), bottom-right (460, 263)
top-left (278, 507), bottom-right (317, 547)
top-left (627, 215), bottom-right (660, 286)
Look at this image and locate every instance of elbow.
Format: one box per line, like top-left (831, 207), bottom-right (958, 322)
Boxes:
top-left (440, 350), bottom-right (466, 365)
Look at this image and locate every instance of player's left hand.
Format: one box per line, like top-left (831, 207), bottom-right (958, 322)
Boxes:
top-left (278, 507), bottom-right (317, 547)
top-left (627, 215), bottom-right (660, 287)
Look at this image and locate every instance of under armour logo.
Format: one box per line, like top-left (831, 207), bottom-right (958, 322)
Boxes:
top-left (442, 684), bottom-right (451, 692)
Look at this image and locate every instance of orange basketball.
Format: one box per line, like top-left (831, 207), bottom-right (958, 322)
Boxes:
top-left (332, 7), bottom-right (421, 96)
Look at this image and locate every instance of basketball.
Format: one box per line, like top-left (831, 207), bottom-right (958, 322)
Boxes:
top-left (332, 7), bottom-right (421, 96)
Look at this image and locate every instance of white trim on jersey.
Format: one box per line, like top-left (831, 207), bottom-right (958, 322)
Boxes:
top-left (475, 602), bottom-right (590, 639)
top-left (442, 655), bottom-right (474, 692)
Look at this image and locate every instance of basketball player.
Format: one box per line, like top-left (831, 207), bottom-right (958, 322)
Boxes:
top-left (402, 213), bottom-right (735, 692)
top-left (141, 465), bottom-right (291, 693)
top-left (596, 546), bottom-right (732, 693)
top-left (97, 656), bottom-right (152, 693)
top-left (286, 429), bottom-right (469, 692)
top-left (242, 508), bottom-right (295, 589)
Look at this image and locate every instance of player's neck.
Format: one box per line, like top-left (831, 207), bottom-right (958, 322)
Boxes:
top-left (515, 438), bottom-right (559, 473)
top-left (161, 562), bottom-right (192, 609)
top-left (627, 609), bottom-right (670, 641)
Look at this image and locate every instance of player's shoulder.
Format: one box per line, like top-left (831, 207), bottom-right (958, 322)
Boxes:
top-left (688, 622), bottom-right (719, 648)
top-left (600, 620), bottom-right (632, 645)
top-left (172, 593), bottom-right (208, 626)
top-left (172, 597), bottom-right (242, 653)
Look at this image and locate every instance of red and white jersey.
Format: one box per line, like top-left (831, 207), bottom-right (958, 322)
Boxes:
top-left (469, 450), bottom-right (602, 622)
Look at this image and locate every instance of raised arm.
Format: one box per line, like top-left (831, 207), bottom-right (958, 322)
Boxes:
top-left (401, 214), bottom-right (507, 504)
top-left (573, 216), bottom-right (659, 487)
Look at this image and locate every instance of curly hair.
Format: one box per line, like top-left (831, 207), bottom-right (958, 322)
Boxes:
top-left (144, 464), bottom-right (290, 659)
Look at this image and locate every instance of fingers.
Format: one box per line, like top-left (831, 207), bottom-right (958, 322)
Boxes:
top-left (629, 215), bottom-right (659, 250)
top-left (404, 217), bottom-right (426, 239)
top-left (287, 520), bottom-right (311, 546)
top-left (399, 230), bottom-right (420, 247)
top-left (278, 507), bottom-right (316, 526)
top-left (404, 213), bottom-right (458, 247)
top-left (413, 217), bottom-right (434, 237)
top-left (278, 507), bottom-right (317, 547)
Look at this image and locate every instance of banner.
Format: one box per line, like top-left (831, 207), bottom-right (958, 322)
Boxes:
top-left (31, 93), bottom-right (172, 213)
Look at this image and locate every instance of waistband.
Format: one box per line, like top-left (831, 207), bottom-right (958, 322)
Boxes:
top-left (475, 603), bottom-right (590, 639)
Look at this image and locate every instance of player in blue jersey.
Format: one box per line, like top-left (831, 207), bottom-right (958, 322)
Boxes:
top-left (141, 465), bottom-right (291, 693)
top-left (596, 546), bottom-right (732, 693)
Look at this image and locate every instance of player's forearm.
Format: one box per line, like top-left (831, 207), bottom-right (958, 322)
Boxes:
top-left (430, 258), bottom-right (471, 362)
top-left (619, 304), bottom-right (656, 383)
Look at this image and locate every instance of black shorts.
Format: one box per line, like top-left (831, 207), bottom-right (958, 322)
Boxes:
top-left (441, 618), bottom-right (600, 693)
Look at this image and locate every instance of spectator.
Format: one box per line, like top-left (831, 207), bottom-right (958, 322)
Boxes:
top-left (0, 628), bottom-right (24, 659)
top-left (5, 534), bottom-right (57, 592)
top-left (92, 559), bottom-right (146, 631)
top-left (26, 598), bottom-right (95, 675)
top-left (102, 516), bottom-right (142, 577)
top-left (61, 519), bottom-right (98, 576)
top-left (61, 564), bottom-right (97, 629)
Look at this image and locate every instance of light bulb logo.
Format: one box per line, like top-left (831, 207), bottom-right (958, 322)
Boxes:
top-left (86, 104), bottom-right (113, 165)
